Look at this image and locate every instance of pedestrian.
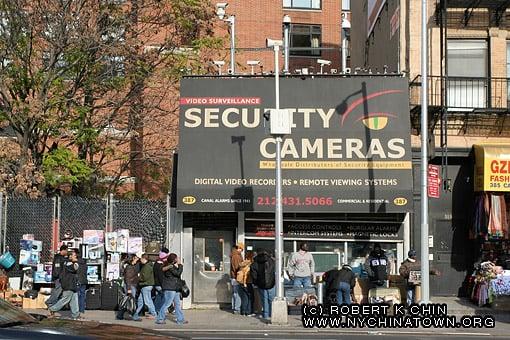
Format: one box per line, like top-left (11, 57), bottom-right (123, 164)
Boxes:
top-left (288, 242), bottom-right (315, 288)
top-left (76, 250), bottom-right (88, 314)
top-left (237, 250), bottom-right (255, 316)
top-left (156, 253), bottom-right (187, 325)
top-left (116, 254), bottom-right (140, 320)
top-left (323, 264), bottom-right (356, 304)
top-left (132, 254), bottom-right (157, 321)
top-left (48, 249), bottom-right (80, 320)
top-left (45, 245), bottom-right (68, 308)
top-left (250, 249), bottom-right (275, 320)
top-left (365, 243), bottom-right (389, 287)
top-left (153, 247), bottom-right (170, 312)
top-left (399, 249), bottom-right (440, 305)
top-left (230, 243), bottom-right (244, 314)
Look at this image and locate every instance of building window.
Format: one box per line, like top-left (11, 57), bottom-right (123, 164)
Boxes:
top-left (290, 24), bottom-right (321, 56)
top-left (283, 0), bottom-right (321, 10)
top-left (342, 0), bottom-right (350, 11)
top-left (447, 40), bottom-right (488, 108)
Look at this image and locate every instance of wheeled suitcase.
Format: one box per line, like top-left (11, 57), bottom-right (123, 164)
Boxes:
top-left (86, 287), bottom-right (101, 310)
top-left (100, 281), bottom-right (120, 310)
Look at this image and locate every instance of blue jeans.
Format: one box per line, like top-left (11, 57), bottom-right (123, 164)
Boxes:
top-left (238, 284), bottom-right (254, 315)
top-left (258, 286), bottom-right (275, 319)
top-left (336, 282), bottom-right (351, 304)
top-left (78, 284), bottom-right (86, 313)
top-left (231, 280), bottom-right (241, 312)
top-left (293, 276), bottom-right (312, 288)
top-left (116, 284), bottom-right (137, 319)
top-left (49, 290), bottom-right (79, 319)
top-left (45, 279), bottom-right (62, 307)
top-left (157, 290), bottom-right (184, 323)
top-left (133, 286), bottom-right (157, 319)
top-left (406, 286), bottom-right (415, 306)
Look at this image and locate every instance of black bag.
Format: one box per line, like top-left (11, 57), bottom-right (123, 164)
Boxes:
top-left (86, 288), bottom-right (101, 310)
top-left (100, 281), bottom-right (120, 310)
top-left (119, 294), bottom-right (136, 314)
top-left (180, 280), bottom-right (190, 298)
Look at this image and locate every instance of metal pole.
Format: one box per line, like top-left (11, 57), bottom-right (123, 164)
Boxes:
top-left (342, 28), bottom-right (347, 73)
top-left (2, 195), bottom-right (7, 254)
top-left (109, 193), bottom-right (114, 232)
top-left (283, 23), bottom-right (290, 74)
top-left (274, 44), bottom-right (284, 299)
top-left (420, 0), bottom-right (430, 304)
top-left (230, 15), bottom-right (236, 75)
top-left (0, 192), bottom-right (3, 253)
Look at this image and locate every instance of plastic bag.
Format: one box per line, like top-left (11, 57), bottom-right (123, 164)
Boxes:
top-left (119, 294), bottom-right (136, 314)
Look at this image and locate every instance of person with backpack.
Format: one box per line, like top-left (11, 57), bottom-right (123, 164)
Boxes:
top-left (250, 249), bottom-right (275, 320)
top-left (76, 250), bottom-right (88, 313)
top-left (45, 245), bottom-right (68, 308)
top-left (237, 250), bottom-right (255, 316)
top-left (132, 254), bottom-right (157, 321)
top-left (48, 249), bottom-right (80, 320)
top-left (323, 264), bottom-right (356, 304)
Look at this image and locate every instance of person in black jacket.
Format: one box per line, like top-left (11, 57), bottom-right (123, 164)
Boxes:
top-left (76, 251), bottom-right (88, 313)
top-left (116, 254), bottom-right (140, 320)
top-left (48, 250), bottom-right (80, 320)
top-left (365, 243), bottom-right (390, 287)
top-left (45, 245), bottom-right (68, 308)
top-left (323, 264), bottom-right (356, 304)
top-left (250, 249), bottom-right (275, 320)
top-left (156, 253), bottom-right (187, 325)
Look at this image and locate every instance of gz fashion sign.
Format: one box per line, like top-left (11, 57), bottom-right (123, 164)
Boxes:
top-left (177, 77), bottom-right (413, 213)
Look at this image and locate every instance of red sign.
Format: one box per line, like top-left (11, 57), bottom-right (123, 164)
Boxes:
top-left (427, 165), bottom-right (441, 198)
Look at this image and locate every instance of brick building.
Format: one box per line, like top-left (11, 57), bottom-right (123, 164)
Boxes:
top-left (212, 0), bottom-right (343, 74)
top-left (350, 0), bottom-right (510, 297)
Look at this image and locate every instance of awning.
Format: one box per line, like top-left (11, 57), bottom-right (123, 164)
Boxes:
top-left (474, 144), bottom-right (510, 192)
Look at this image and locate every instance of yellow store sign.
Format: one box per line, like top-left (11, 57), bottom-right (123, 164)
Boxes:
top-left (474, 144), bottom-right (510, 192)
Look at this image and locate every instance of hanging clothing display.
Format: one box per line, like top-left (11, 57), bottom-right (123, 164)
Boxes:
top-left (473, 193), bottom-right (509, 239)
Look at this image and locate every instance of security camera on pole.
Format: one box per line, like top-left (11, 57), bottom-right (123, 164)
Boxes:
top-left (216, 3), bottom-right (236, 75)
top-left (266, 37), bottom-right (291, 325)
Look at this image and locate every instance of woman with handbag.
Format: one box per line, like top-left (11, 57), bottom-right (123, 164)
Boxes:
top-left (156, 253), bottom-right (188, 325)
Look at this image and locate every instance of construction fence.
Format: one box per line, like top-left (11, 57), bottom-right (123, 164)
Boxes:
top-left (0, 194), bottom-right (168, 277)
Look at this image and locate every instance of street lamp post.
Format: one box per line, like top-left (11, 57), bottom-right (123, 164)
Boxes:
top-left (266, 38), bottom-right (289, 325)
top-left (283, 15), bottom-right (291, 74)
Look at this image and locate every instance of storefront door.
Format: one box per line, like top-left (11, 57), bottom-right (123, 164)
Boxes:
top-left (192, 230), bottom-right (233, 304)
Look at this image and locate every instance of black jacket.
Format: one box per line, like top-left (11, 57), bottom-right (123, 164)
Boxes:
top-left (153, 261), bottom-right (164, 287)
top-left (123, 262), bottom-right (140, 286)
top-left (51, 253), bottom-right (67, 281)
top-left (365, 250), bottom-right (389, 282)
top-left (60, 261), bottom-right (80, 292)
top-left (250, 252), bottom-right (275, 289)
top-left (77, 258), bottom-right (88, 285)
top-left (161, 264), bottom-right (183, 291)
top-left (323, 266), bottom-right (356, 294)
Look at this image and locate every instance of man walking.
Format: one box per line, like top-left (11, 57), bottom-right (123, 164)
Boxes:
top-left (250, 249), bottom-right (275, 320)
top-left (48, 250), bottom-right (80, 320)
top-left (46, 245), bottom-right (68, 308)
top-left (77, 250), bottom-right (88, 313)
top-left (230, 243), bottom-right (244, 314)
top-left (288, 243), bottom-right (315, 288)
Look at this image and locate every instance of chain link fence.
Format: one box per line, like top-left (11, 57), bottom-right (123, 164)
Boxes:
top-left (4, 197), bottom-right (55, 277)
top-left (112, 198), bottom-right (167, 245)
top-left (2, 195), bottom-right (168, 278)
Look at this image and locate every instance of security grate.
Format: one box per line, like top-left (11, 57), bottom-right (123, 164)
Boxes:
top-left (60, 196), bottom-right (107, 241)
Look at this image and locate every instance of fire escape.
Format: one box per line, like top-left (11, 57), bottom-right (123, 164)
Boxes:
top-left (409, 0), bottom-right (510, 187)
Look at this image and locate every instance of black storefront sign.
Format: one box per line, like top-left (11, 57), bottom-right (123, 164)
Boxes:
top-left (244, 220), bottom-right (403, 241)
top-left (177, 77), bottom-right (413, 213)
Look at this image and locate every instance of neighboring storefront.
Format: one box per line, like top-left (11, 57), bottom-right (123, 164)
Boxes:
top-left (172, 76), bottom-right (414, 306)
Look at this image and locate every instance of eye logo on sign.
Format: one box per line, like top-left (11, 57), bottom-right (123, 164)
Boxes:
top-left (182, 196), bottom-right (196, 205)
top-left (340, 90), bottom-right (404, 129)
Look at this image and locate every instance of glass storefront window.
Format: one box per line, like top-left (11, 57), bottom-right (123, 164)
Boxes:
top-left (203, 237), bottom-right (224, 272)
top-left (347, 242), bottom-right (398, 277)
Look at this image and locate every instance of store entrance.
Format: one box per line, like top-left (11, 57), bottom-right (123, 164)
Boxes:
top-left (192, 229), bottom-right (233, 304)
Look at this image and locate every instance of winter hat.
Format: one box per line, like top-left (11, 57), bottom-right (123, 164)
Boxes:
top-left (159, 251), bottom-right (169, 260)
top-left (408, 249), bottom-right (417, 258)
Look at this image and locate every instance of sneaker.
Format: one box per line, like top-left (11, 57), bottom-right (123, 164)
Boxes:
top-left (132, 317), bottom-right (142, 322)
top-left (72, 316), bottom-right (83, 321)
top-left (155, 320), bottom-right (166, 325)
top-left (248, 313), bottom-right (257, 317)
top-left (48, 311), bottom-right (56, 318)
top-left (115, 317), bottom-right (124, 321)
top-left (176, 320), bottom-right (189, 325)
top-left (232, 311), bottom-right (240, 315)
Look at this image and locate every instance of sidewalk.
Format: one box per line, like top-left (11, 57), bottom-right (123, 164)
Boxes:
top-left (24, 297), bottom-right (510, 334)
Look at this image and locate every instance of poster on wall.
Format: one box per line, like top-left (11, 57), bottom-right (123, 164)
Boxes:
top-left (127, 237), bottom-right (143, 254)
top-left (87, 266), bottom-right (100, 283)
top-left (106, 263), bottom-right (120, 280)
top-left (83, 230), bottom-right (104, 245)
top-left (116, 229), bottom-right (129, 253)
top-left (20, 240), bottom-right (32, 251)
top-left (105, 232), bottom-right (118, 252)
